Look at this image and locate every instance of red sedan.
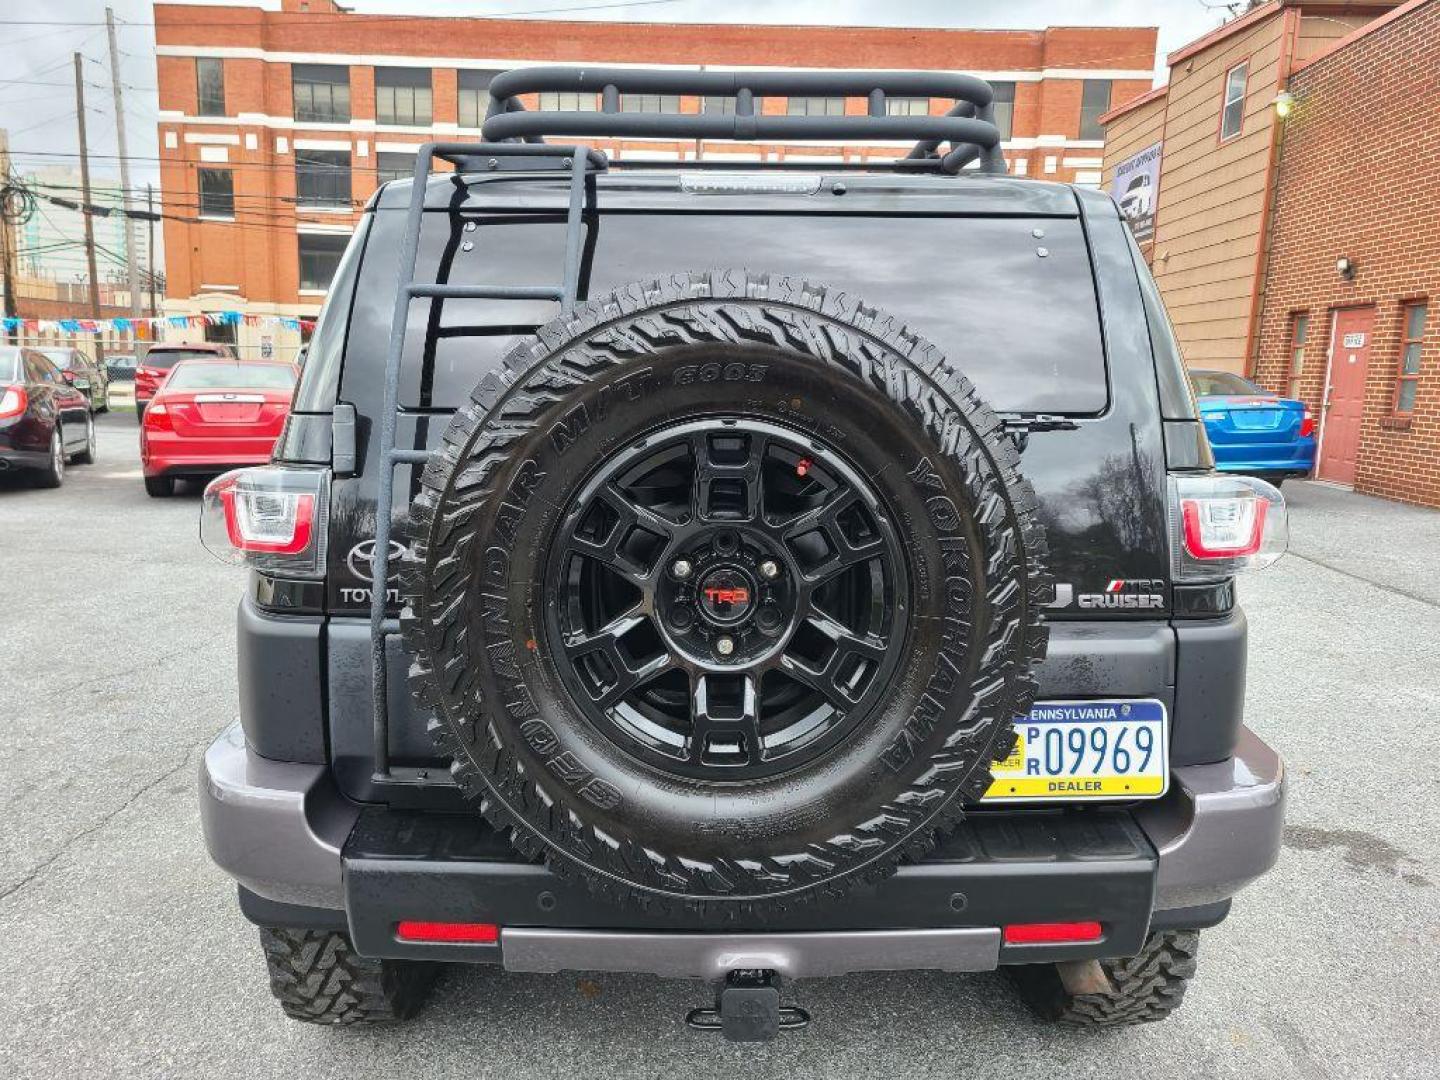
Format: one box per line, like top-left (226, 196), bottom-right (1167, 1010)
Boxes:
top-left (140, 359), bottom-right (297, 497)
top-left (134, 341), bottom-right (236, 421)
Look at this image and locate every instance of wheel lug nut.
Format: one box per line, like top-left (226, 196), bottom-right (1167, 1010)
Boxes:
top-left (758, 559), bottom-right (780, 580)
top-left (672, 558), bottom-right (693, 580)
top-left (715, 636), bottom-right (735, 658)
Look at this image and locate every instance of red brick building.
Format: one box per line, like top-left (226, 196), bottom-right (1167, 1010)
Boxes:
top-left (153, 1), bottom-right (1155, 358)
top-left (1252, 0), bottom-right (1440, 505)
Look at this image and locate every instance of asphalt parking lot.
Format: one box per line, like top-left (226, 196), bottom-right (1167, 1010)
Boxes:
top-left (1, 410), bottom-right (1437, 1080)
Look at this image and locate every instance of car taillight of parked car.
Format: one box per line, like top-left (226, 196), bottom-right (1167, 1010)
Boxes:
top-left (1300, 409), bottom-right (1316, 438)
top-left (1170, 474), bottom-right (1288, 580)
top-left (0, 386), bottom-right (27, 419)
top-left (200, 466), bottom-right (329, 578)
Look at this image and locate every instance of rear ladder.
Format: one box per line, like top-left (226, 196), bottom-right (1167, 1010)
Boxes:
top-left (367, 141), bottom-right (605, 783)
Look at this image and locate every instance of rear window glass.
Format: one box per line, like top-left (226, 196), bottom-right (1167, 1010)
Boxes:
top-left (167, 363), bottom-right (296, 390)
top-left (146, 349), bottom-right (224, 370)
top-left (40, 350), bottom-right (77, 369)
top-left (342, 212), bottom-right (1108, 414)
top-left (0, 349), bottom-right (19, 382)
top-left (1191, 371), bottom-right (1263, 396)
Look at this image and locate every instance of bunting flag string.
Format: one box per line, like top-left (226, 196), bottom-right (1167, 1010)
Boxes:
top-left (0, 311), bottom-right (316, 338)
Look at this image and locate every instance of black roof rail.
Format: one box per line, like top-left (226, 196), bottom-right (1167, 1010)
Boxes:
top-left (482, 66), bottom-right (1007, 175)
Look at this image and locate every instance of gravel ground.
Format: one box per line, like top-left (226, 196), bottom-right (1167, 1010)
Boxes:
top-left (1, 414), bottom-right (1436, 1079)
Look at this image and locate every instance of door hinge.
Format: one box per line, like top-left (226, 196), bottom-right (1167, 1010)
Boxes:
top-left (332, 402), bottom-right (357, 476)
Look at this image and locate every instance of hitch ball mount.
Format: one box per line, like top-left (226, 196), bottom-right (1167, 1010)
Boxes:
top-left (686, 969), bottom-right (811, 1042)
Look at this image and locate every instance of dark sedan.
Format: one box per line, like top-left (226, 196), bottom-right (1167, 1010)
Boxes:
top-left (39, 347), bottom-right (109, 414)
top-left (0, 346), bottom-right (96, 487)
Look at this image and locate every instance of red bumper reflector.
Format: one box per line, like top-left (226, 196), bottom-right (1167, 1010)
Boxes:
top-left (395, 920), bottom-right (500, 944)
top-left (1003, 921), bottom-right (1103, 945)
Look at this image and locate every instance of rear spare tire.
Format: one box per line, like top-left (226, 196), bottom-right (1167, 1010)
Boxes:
top-left (402, 270), bottom-right (1049, 913)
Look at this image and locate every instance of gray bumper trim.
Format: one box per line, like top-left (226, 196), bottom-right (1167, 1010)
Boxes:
top-left (1137, 725), bottom-right (1286, 910)
top-left (199, 722), bottom-right (1285, 920)
top-left (500, 927), bottom-right (1001, 980)
top-left (198, 722), bottom-right (358, 909)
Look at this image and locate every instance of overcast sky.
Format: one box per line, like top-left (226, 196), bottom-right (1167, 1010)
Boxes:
top-left (0, 0), bottom-right (1236, 278)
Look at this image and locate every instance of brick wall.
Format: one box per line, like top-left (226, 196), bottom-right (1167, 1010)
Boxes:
top-left (152, 3), bottom-right (1155, 336)
top-left (1253, 0), bottom-right (1440, 507)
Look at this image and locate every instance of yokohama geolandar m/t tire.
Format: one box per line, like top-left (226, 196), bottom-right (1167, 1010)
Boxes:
top-left (402, 270), bottom-right (1049, 914)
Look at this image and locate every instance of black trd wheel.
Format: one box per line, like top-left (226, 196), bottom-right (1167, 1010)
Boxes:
top-left (259, 927), bottom-right (438, 1025)
top-left (402, 270), bottom-right (1049, 914)
top-left (1008, 930), bottom-right (1200, 1027)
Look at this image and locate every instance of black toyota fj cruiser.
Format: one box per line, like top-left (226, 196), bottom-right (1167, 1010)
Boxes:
top-left (198, 68), bottom-right (1288, 1041)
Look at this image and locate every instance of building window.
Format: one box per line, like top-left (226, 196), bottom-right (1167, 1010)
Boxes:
top-left (885, 97), bottom-right (930, 117)
top-left (538, 91), bottom-right (598, 112)
top-left (298, 233), bottom-right (350, 293)
top-left (620, 94), bottom-right (680, 113)
top-left (457, 70), bottom-right (499, 129)
top-left (197, 168), bottom-right (234, 218)
top-left (1078, 80), bottom-right (1112, 140)
top-left (1288, 312), bottom-right (1309, 398)
top-left (991, 81), bottom-right (1016, 141)
top-left (702, 95), bottom-right (764, 116)
top-left (1220, 61), bottom-right (1248, 140)
top-left (196, 58), bottom-right (225, 117)
top-left (293, 64), bottom-right (350, 123)
top-left (788, 97), bottom-right (845, 117)
top-left (375, 151), bottom-right (414, 187)
top-left (1396, 302), bottom-right (1427, 413)
top-left (375, 68), bottom-right (432, 126)
top-left (295, 149), bottom-right (351, 208)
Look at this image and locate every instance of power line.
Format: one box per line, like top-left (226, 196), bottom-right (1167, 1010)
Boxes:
top-left (0, 2), bottom-right (687, 29)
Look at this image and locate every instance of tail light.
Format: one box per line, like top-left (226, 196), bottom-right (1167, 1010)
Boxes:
top-left (143, 398), bottom-right (172, 430)
top-left (1299, 410), bottom-right (1315, 438)
top-left (200, 466), bottom-right (329, 577)
top-left (1170, 474), bottom-right (1287, 580)
top-left (0, 385), bottom-right (26, 419)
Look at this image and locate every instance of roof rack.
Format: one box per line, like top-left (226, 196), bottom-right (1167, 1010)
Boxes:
top-left (481, 66), bottom-right (1007, 176)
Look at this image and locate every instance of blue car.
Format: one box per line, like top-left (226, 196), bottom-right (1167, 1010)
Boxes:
top-left (1191, 369), bottom-right (1315, 486)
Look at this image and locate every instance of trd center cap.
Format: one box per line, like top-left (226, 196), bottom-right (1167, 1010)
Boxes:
top-left (697, 567), bottom-right (755, 625)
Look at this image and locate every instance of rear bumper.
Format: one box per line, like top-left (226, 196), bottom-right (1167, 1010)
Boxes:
top-left (200, 721), bottom-right (1285, 975)
top-left (1209, 438), bottom-right (1316, 475)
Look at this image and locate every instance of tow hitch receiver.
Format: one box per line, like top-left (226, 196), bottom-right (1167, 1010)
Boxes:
top-left (686, 970), bottom-right (811, 1042)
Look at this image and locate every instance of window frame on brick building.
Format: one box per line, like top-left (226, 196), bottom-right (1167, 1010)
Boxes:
top-left (620, 94), bottom-right (681, 113)
top-left (787, 96), bottom-right (846, 117)
top-left (1079, 80), bottom-right (1112, 140)
top-left (375, 151), bottom-right (414, 187)
top-left (885, 97), bottom-right (930, 117)
top-left (1219, 60), bottom-right (1249, 141)
top-left (292, 64), bottom-right (350, 124)
top-left (1288, 312), bottom-right (1309, 398)
top-left (197, 167), bottom-right (234, 220)
top-left (702, 95), bottom-right (764, 116)
top-left (297, 232), bottom-right (350, 294)
top-left (294, 149), bottom-right (352, 209)
top-left (990, 81), bottom-right (1016, 141)
top-left (538, 91), bottom-right (598, 112)
top-left (457, 70), bottom-right (500, 129)
top-left (1394, 300), bottom-right (1428, 414)
top-left (196, 58), bottom-right (226, 117)
top-left (375, 67), bottom-right (433, 127)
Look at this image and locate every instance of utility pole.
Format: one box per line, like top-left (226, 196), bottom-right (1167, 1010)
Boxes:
top-left (73, 52), bottom-right (104, 363)
top-left (0, 129), bottom-right (19, 342)
top-left (105, 7), bottom-right (142, 321)
top-left (146, 182), bottom-right (157, 318)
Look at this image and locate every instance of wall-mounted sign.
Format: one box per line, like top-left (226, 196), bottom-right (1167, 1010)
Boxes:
top-left (1342, 332), bottom-right (1366, 348)
top-left (1112, 141), bottom-right (1162, 243)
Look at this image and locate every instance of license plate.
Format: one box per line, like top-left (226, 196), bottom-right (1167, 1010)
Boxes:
top-left (982, 699), bottom-right (1169, 803)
